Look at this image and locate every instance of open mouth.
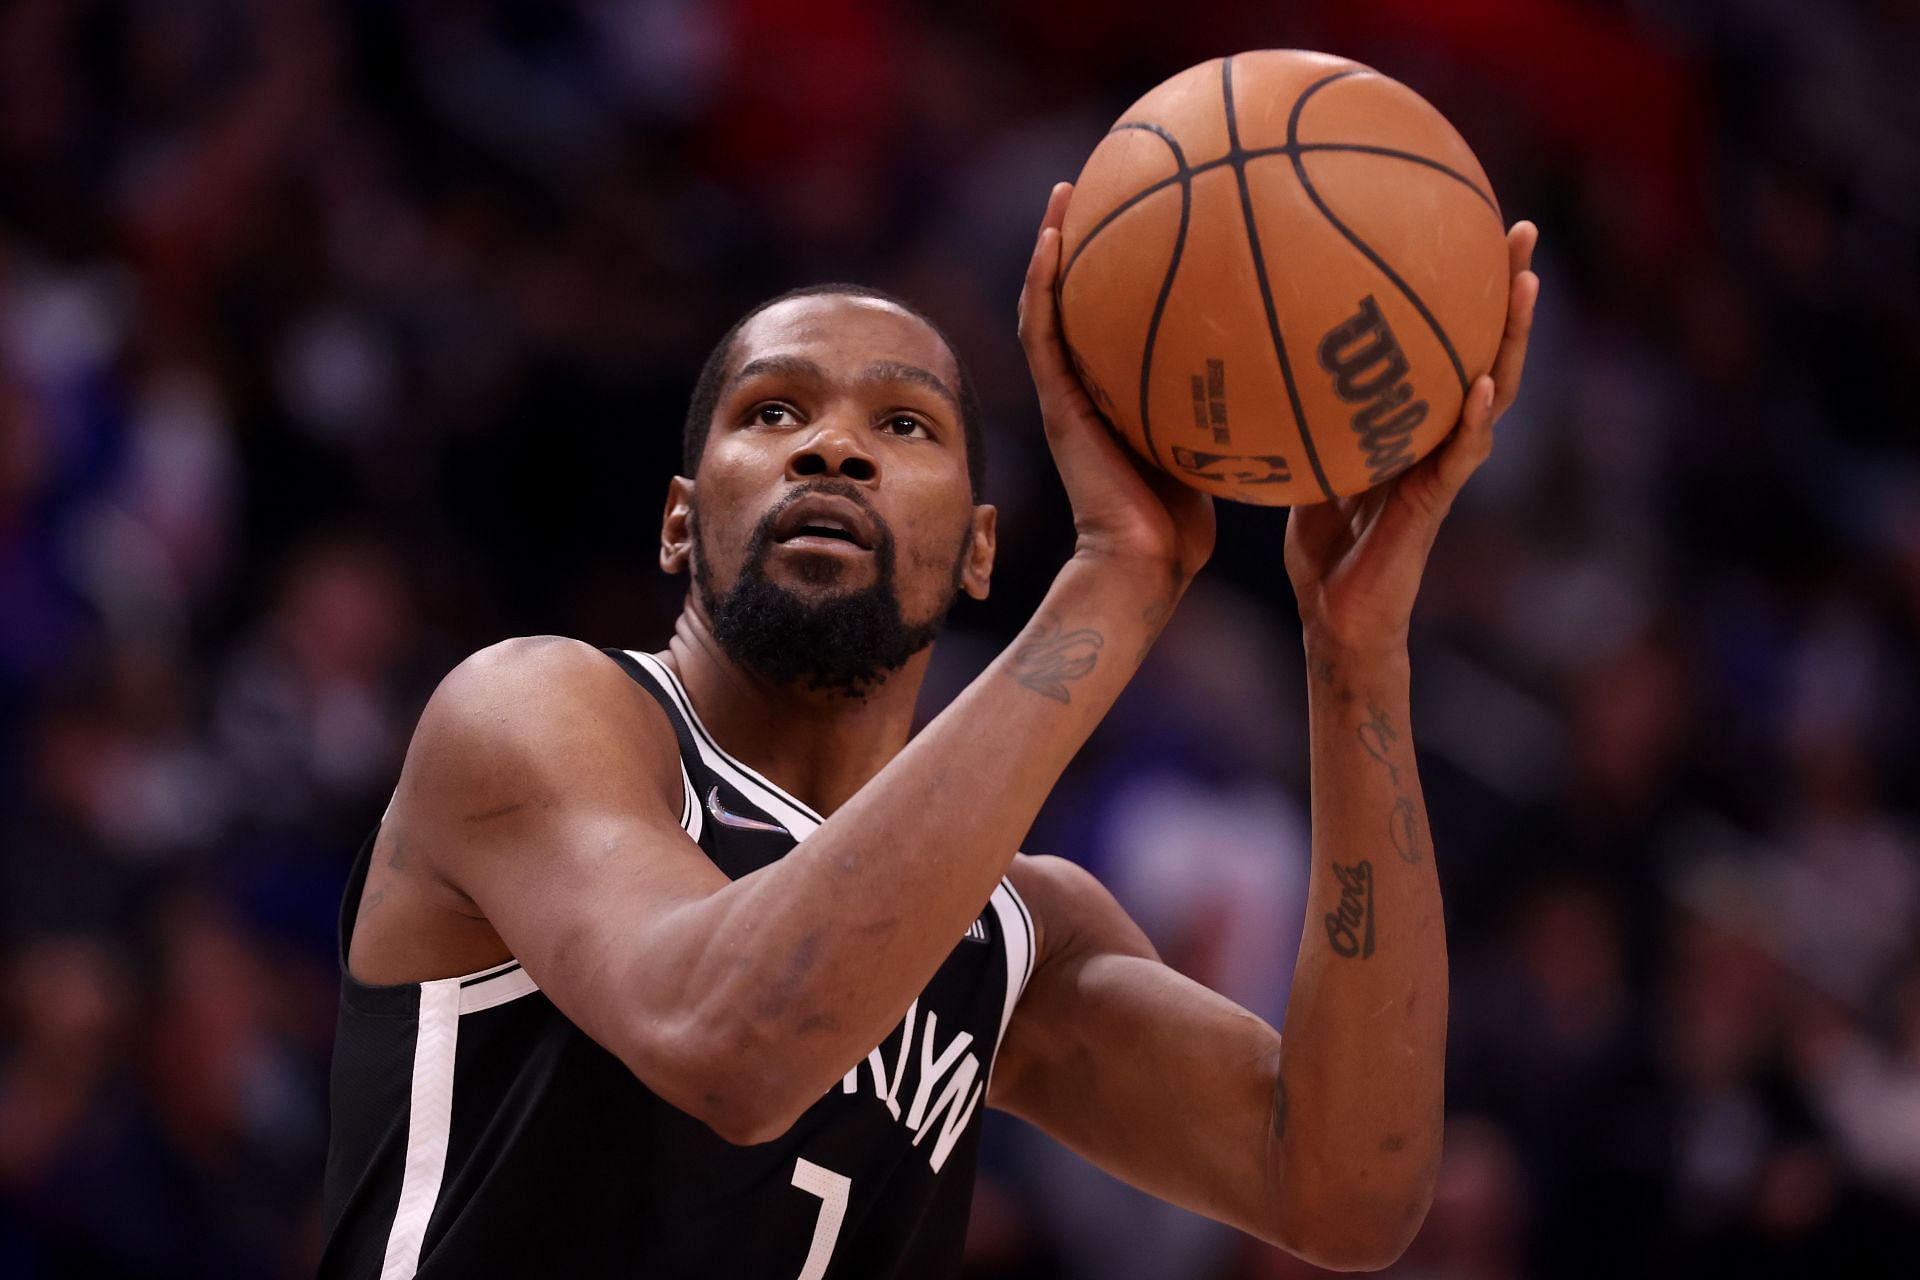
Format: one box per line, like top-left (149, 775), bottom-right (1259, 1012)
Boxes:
top-left (783, 522), bottom-right (862, 545)
top-left (770, 494), bottom-right (878, 552)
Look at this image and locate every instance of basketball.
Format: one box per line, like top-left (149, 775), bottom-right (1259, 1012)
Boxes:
top-left (1057, 50), bottom-right (1510, 506)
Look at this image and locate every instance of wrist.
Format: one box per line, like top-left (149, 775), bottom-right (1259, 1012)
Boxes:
top-left (1067, 542), bottom-right (1193, 601)
top-left (1302, 626), bottom-right (1411, 683)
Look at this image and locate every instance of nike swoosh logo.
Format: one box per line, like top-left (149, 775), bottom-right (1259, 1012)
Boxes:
top-left (706, 786), bottom-right (788, 835)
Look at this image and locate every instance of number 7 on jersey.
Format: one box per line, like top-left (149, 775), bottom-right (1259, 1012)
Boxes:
top-left (790, 1158), bottom-right (851, 1280)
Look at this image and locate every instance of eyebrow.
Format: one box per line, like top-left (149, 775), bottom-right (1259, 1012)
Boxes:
top-left (727, 354), bottom-right (959, 412)
top-left (727, 354), bottom-right (828, 390)
top-left (859, 361), bottom-right (960, 411)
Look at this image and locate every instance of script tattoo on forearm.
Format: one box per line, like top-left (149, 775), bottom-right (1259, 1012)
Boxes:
top-left (1358, 700), bottom-right (1423, 866)
top-left (1324, 859), bottom-right (1376, 958)
top-left (1010, 614), bottom-right (1104, 704)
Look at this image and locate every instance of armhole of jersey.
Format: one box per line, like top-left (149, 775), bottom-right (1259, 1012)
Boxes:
top-left (987, 878), bottom-right (1038, 1063)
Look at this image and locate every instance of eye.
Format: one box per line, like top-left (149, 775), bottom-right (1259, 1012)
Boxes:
top-left (882, 414), bottom-right (932, 439)
top-left (753, 403), bottom-right (796, 427)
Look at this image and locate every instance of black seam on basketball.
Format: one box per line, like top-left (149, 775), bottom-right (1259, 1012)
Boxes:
top-left (1257, 143), bottom-right (1498, 212)
top-left (1224, 54), bottom-right (1336, 501)
top-left (1288, 70), bottom-right (1471, 394)
top-left (1060, 124), bottom-right (1192, 290)
top-left (1108, 120), bottom-right (1188, 162)
top-left (1136, 146), bottom-right (1192, 470)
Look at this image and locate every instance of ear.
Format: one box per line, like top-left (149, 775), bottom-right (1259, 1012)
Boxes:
top-left (960, 504), bottom-right (997, 601)
top-left (660, 476), bottom-right (695, 575)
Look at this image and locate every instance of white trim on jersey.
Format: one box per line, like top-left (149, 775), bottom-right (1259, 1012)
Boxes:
top-left (626, 650), bottom-right (823, 837)
top-left (460, 965), bottom-right (539, 1015)
top-left (380, 977), bottom-right (461, 1280)
top-left (628, 646), bottom-right (1043, 1048)
top-left (680, 759), bottom-right (706, 843)
top-left (987, 882), bottom-right (1037, 1056)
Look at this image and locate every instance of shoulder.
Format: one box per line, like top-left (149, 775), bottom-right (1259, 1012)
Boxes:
top-left (433, 635), bottom-right (635, 709)
top-left (405, 636), bottom-right (683, 816)
top-left (1007, 853), bottom-right (1158, 971)
top-left (426, 636), bottom-right (665, 738)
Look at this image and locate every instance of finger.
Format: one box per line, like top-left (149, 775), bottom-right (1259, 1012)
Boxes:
top-left (1042, 181), bottom-right (1073, 236)
top-left (1507, 220), bottom-right (1537, 278)
top-left (1488, 266), bottom-right (1539, 419)
top-left (1018, 184), bottom-right (1074, 338)
top-left (1017, 225), bottom-right (1074, 384)
top-left (1017, 184), bottom-right (1069, 342)
top-left (1431, 375), bottom-right (1497, 496)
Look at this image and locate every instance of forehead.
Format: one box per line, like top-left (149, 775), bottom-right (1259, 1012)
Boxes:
top-left (730, 295), bottom-right (960, 386)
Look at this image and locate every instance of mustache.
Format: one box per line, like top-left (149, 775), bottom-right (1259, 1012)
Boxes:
top-left (745, 480), bottom-right (895, 562)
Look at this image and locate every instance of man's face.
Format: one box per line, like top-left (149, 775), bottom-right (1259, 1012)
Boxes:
top-left (664, 294), bottom-right (995, 694)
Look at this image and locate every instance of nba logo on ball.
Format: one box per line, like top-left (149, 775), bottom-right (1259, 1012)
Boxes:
top-left (1057, 50), bottom-right (1509, 506)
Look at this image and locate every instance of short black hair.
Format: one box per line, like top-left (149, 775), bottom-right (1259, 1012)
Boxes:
top-left (681, 284), bottom-right (987, 499)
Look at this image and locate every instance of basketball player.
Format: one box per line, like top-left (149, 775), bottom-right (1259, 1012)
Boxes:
top-left (319, 184), bottom-right (1539, 1277)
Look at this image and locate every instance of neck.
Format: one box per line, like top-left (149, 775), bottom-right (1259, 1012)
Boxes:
top-left (657, 604), bottom-right (930, 816)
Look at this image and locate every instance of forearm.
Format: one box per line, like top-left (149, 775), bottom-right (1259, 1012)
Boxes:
top-left (1271, 638), bottom-right (1446, 1255)
top-left (653, 553), bottom-right (1179, 1119)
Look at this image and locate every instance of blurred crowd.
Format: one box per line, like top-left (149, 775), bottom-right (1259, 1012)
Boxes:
top-left (2, 1), bottom-right (1918, 1277)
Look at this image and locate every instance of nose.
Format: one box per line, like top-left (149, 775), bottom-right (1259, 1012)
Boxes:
top-left (786, 417), bottom-right (878, 485)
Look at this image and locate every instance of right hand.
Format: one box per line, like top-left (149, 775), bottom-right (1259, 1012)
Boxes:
top-left (1018, 182), bottom-right (1216, 581)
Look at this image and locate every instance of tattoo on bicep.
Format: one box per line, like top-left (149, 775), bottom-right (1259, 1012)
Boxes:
top-left (1324, 859), bottom-right (1376, 958)
top-left (1010, 613), bottom-right (1104, 704)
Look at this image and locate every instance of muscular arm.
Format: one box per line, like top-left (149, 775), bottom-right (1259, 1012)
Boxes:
top-left (397, 557), bottom-right (1184, 1144)
top-left (988, 654), bottom-right (1444, 1272)
top-left (988, 219), bottom-right (1539, 1270)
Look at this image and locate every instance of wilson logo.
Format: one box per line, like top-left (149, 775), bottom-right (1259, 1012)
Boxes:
top-left (1316, 297), bottom-right (1427, 485)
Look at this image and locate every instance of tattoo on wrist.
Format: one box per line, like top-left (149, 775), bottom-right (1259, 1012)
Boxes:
top-left (1324, 859), bottom-right (1376, 958)
top-left (1011, 613), bottom-right (1104, 704)
top-left (1134, 561), bottom-right (1184, 664)
top-left (1358, 699), bottom-right (1425, 865)
top-left (1389, 798), bottom-right (1421, 866)
top-left (1357, 702), bottom-right (1401, 785)
top-left (1136, 597), bottom-right (1171, 665)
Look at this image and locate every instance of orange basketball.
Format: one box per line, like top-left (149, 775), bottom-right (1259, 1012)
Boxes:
top-left (1058, 50), bottom-right (1509, 506)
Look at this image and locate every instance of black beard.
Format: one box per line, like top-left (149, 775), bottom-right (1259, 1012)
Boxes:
top-left (694, 483), bottom-right (959, 698)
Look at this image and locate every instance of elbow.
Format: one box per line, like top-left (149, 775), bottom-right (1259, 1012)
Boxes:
top-left (621, 1012), bottom-right (817, 1147)
top-left (688, 1092), bottom-right (806, 1148)
top-left (1271, 1167), bottom-right (1436, 1272)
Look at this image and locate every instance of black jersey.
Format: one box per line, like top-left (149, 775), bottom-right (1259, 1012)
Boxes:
top-left (318, 648), bottom-right (1036, 1279)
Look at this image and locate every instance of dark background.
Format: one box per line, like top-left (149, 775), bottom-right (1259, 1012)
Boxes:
top-left (3, 0), bottom-right (1919, 1276)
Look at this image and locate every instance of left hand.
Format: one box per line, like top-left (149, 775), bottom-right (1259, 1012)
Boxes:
top-left (1285, 221), bottom-right (1539, 656)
